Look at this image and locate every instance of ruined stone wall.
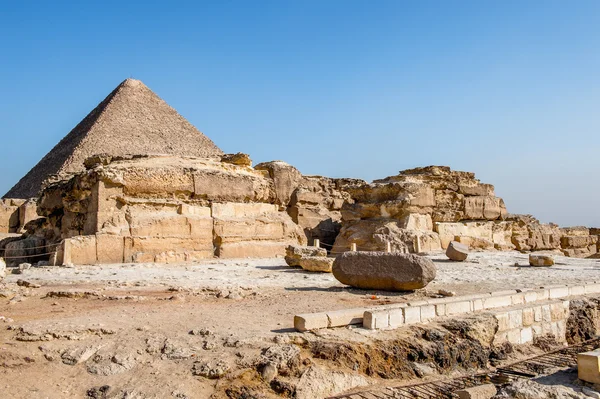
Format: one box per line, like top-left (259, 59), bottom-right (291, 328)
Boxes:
top-left (0, 198), bottom-right (38, 234)
top-left (35, 155), bottom-right (307, 265)
top-left (332, 166), bottom-right (597, 257)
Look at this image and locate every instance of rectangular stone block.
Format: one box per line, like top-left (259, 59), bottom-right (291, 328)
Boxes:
top-left (550, 302), bottom-right (566, 321)
top-left (578, 351), bottom-right (600, 384)
top-left (211, 202), bottom-right (277, 218)
top-left (585, 284), bottom-right (600, 294)
top-left (535, 289), bottom-right (550, 301)
top-left (523, 291), bottom-right (538, 303)
top-left (472, 299), bottom-right (483, 311)
top-left (508, 309), bottom-right (523, 329)
top-left (520, 327), bottom-right (533, 344)
top-left (389, 308), bottom-right (404, 328)
top-left (542, 304), bottom-right (552, 322)
top-left (456, 384), bottom-right (497, 399)
top-left (435, 303), bottom-right (446, 317)
top-left (522, 308), bottom-right (534, 326)
top-left (549, 286), bottom-right (570, 299)
top-left (445, 300), bottom-right (472, 315)
top-left (569, 286), bottom-right (585, 297)
top-left (326, 308), bottom-right (365, 328)
top-left (95, 234), bottom-right (125, 264)
top-left (532, 324), bottom-right (543, 337)
top-left (506, 328), bottom-right (521, 344)
top-left (420, 305), bottom-right (436, 322)
top-left (533, 306), bottom-right (542, 322)
top-left (483, 295), bottom-right (512, 310)
top-left (511, 294), bottom-right (525, 305)
top-left (294, 313), bottom-right (329, 332)
top-left (363, 310), bottom-right (389, 330)
top-left (403, 307), bottom-right (421, 324)
top-left (63, 235), bottom-right (97, 265)
top-left (216, 241), bottom-right (287, 258)
top-left (495, 313), bottom-right (510, 331)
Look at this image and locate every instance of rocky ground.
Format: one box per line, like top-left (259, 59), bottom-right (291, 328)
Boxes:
top-left (1, 251), bottom-right (600, 398)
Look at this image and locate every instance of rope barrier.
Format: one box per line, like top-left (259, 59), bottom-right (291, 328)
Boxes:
top-left (1, 241), bottom-right (62, 251)
top-left (2, 251), bottom-right (57, 259)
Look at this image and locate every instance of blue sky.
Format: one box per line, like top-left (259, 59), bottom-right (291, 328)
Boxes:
top-left (1, 1), bottom-right (599, 226)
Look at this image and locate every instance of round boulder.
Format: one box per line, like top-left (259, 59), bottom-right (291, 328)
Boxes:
top-left (332, 251), bottom-right (436, 291)
top-left (446, 241), bottom-right (469, 261)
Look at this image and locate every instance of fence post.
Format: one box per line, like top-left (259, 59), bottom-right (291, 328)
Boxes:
top-left (386, 242), bottom-right (391, 253)
top-left (313, 239), bottom-right (320, 248)
top-left (351, 243), bottom-right (357, 252)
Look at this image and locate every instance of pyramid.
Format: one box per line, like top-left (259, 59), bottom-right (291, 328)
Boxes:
top-left (4, 78), bottom-right (223, 199)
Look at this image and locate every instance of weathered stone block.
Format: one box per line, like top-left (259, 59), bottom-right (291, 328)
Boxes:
top-left (96, 234), bottom-right (124, 264)
top-left (294, 313), bottom-right (328, 332)
top-left (332, 252), bottom-right (436, 291)
top-left (578, 351), bottom-right (600, 384)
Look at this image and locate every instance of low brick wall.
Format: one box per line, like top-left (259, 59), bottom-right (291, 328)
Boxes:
top-left (294, 283), bottom-right (600, 339)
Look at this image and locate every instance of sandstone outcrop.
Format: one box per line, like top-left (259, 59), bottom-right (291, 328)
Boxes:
top-left (446, 241), bottom-right (469, 261)
top-left (332, 251), bottom-right (436, 291)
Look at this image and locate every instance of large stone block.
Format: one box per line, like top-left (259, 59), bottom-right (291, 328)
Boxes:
top-left (213, 218), bottom-right (285, 243)
top-left (96, 234), bottom-right (125, 264)
top-left (464, 196), bottom-right (506, 220)
top-left (578, 350), bottom-right (600, 384)
top-left (63, 236), bottom-right (97, 265)
top-left (216, 241), bottom-right (288, 258)
top-left (446, 241), bottom-right (469, 261)
top-left (124, 236), bottom-right (213, 263)
top-left (332, 251), bottom-right (436, 291)
top-left (193, 169), bottom-right (273, 203)
top-left (211, 202), bottom-right (278, 218)
top-left (254, 161), bottom-right (302, 207)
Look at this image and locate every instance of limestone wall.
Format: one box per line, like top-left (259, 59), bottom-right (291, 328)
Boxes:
top-left (36, 155), bottom-right (307, 265)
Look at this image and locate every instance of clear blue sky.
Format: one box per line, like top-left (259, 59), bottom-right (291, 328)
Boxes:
top-left (1, 1), bottom-right (599, 227)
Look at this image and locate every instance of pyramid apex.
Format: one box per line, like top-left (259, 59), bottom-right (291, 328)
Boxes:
top-left (120, 78), bottom-right (145, 88)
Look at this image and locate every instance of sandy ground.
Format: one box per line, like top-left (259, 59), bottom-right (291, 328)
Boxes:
top-left (1, 251), bottom-right (599, 398)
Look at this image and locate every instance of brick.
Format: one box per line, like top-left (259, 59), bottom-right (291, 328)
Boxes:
top-left (508, 309), bottom-right (523, 329)
top-left (388, 308), bottom-right (404, 328)
top-left (550, 302), bottom-right (565, 321)
top-left (420, 305), bottom-right (436, 322)
top-left (483, 295), bottom-right (512, 310)
top-left (569, 286), bottom-right (585, 297)
top-left (326, 308), bottom-right (365, 328)
top-left (511, 294), bottom-right (525, 305)
top-left (535, 289), bottom-right (550, 301)
top-left (533, 306), bottom-right (542, 322)
top-left (446, 300), bottom-right (472, 315)
top-left (507, 328), bottom-right (521, 344)
top-left (403, 307), bottom-right (421, 324)
top-left (542, 305), bottom-right (552, 322)
top-left (585, 284), bottom-right (600, 294)
top-left (294, 313), bottom-right (328, 332)
top-left (520, 327), bottom-right (533, 344)
top-left (549, 286), bottom-right (569, 299)
top-left (578, 351), bottom-right (600, 384)
top-left (492, 290), bottom-right (518, 296)
top-left (363, 310), bottom-right (389, 330)
top-left (522, 308), bottom-right (534, 326)
top-left (523, 291), bottom-right (538, 303)
top-left (495, 313), bottom-right (510, 331)
top-left (532, 324), bottom-right (543, 337)
top-left (435, 303), bottom-right (446, 317)
top-left (556, 320), bottom-right (567, 342)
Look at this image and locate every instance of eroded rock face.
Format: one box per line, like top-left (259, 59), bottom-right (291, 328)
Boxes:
top-left (332, 251), bottom-right (436, 291)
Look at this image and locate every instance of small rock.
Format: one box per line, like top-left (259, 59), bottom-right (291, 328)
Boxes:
top-left (17, 279), bottom-right (41, 288)
top-left (529, 253), bottom-right (554, 267)
top-left (438, 289), bottom-right (456, 297)
top-left (446, 241), bottom-right (469, 262)
top-left (191, 359), bottom-right (230, 379)
top-left (189, 328), bottom-right (213, 336)
top-left (19, 263), bottom-right (32, 271)
top-left (260, 363), bottom-right (278, 382)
